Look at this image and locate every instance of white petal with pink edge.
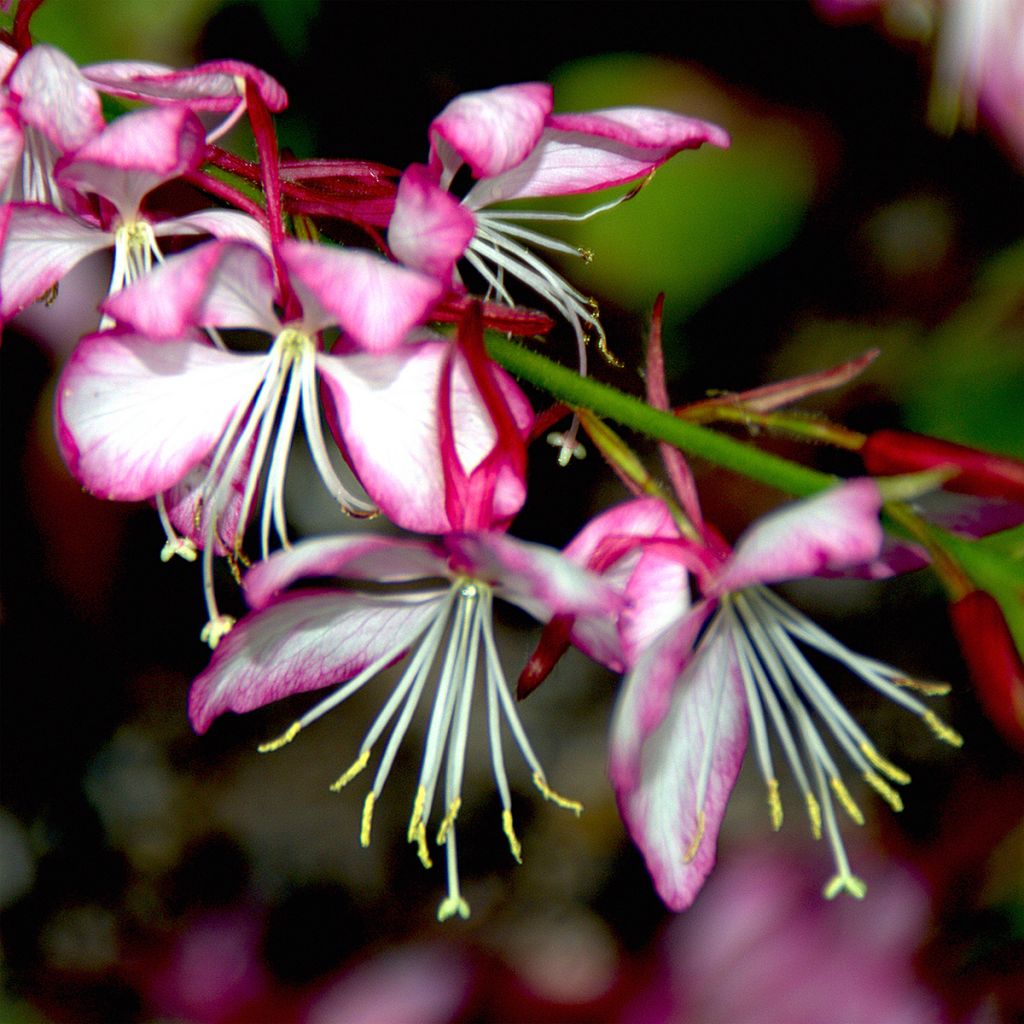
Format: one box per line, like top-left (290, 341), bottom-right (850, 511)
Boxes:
top-left (712, 480), bottom-right (884, 594)
top-left (10, 44), bottom-right (104, 150)
top-left (316, 341), bottom-right (532, 534)
top-left (189, 589), bottom-right (445, 733)
top-left (281, 239), bottom-right (443, 349)
top-left (83, 58), bottom-right (288, 112)
top-left (465, 114), bottom-right (727, 208)
top-left (54, 105), bottom-right (205, 218)
top-left (611, 626), bottom-right (747, 911)
top-left (444, 531), bottom-right (621, 623)
top-left (547, 107), bottom-right (730, 153)
top-left (103, 241), bottom-right (279, 337)
top-left (57, 333), bottom-right (268, 500)
top-left (155, 209), bottom-right (273, 253)
top-left (430, 82), bottom-right (552, 182)
top-left (0, 203), bottom-right (109, 320)
top-left (388, 164), bottom-right (475, 281)
top-left (243, 535), bottom-right (449, 610)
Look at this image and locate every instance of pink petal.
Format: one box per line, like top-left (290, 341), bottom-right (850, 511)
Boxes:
top-left (0, 109), bottom-right (23, 195)
top-left (465, 111), bottom-right (729, 207)
top-left (9, 44), bottom-right (104, 151)
top-left (54, 105), bottom-right (206, 218)
top-left (388, 164), bottom-right (475, 282)
top-left (102, 241), bottom-right (279, 337)
top-left (189, 590), bottom-right (443, 733)
top-left (56, 332), bottom-right (268, 500)
top-left (429, 82), bottom-right (552, 181)
top-left (444, 531), bottom-right (621, 622)
top-left (712, 479), bottom-right (885, 594)
top-left (0, 203), bottom-right (109, 320)
top-left (316, 341), bottom-right (532, 534)
top-left (162, 449), bottom-right (252, 556)
top-left (0, 43), bottom-right (17, 80)
top-left (609, 600), bottom-right (716, 788)
top-left (154, 209), bottom-right (272, 253)
top-left (620, 549), bottom-right (691, 668)
top-left (563, 498), bottom-right (685, 671)
top-left (243, 535), bottom-right (449, 610)
top-left (83, 58), bottom-right (288, 112)
top-left (280, 239), bottom-right (442, 349)
top-left (611, 628), bottom-right (748, 911)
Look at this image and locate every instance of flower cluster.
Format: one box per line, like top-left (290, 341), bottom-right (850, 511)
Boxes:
top-left (5, 2), bottom-right (1021, 923)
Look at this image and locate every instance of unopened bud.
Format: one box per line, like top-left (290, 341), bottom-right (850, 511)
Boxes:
top-left (949, 590), bottom-right (1024, 751)
top-left (862, 430), bottom-right (1024, 505)
top-left (517, 614), bottom-right (573, 700)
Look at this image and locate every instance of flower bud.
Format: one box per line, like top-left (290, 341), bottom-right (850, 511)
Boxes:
top-left (517, 614), bottom-right (572, 700)
top-left (862, 430), bottom-right (1024, 505)
top-left (949, 590), bottom-right (1024, 751)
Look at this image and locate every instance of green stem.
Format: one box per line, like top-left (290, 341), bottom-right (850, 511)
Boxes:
top-left (487, 336), bottom-right (836, 498)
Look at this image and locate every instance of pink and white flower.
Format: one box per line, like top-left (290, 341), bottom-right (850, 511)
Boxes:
top-left (0, 42), bottom-right (105, 208)
top-left (0, 104), bottom-right (269, 323)
top-left (593, 482), bottom-right (962, 910)
top-left (189, 530), bottom-right (621, 920)
top-left (388, 84), bottom-right (729, 391)
top-left (57, 237), bottom-right (455, 640)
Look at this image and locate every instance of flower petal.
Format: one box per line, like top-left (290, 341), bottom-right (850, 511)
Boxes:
top-left (712, 479), bottom-right (885, 594)
top-left (102, 241), bottom-right (279, 337)
top-left (154, 209), bottom-right (273, 253)
top-left (189, 590), bottom-right (443, 733)
top-left (316, 341), bottom-right (532, 533)
top-left (162, 448), bottom-right (252, 555)
top-left (388, 164), bottom-right (475, 282)
top-left (10, 44), bottom-right (104, 151)
top-left (465, 110), bottom-right (728, 207)
top-left (56, 332), bottom-right (268, 500)
top-left (429, 82), bottom-right (552, 181)
top-left (0, 203), bottom-right (109, 321)
top-left (563, 498), bottom-right (686, 671)
top-left (54, 105), bottom-right (206, 218)
top-left (243, 535), bottom-right (449, 610)
top-left (444, 531), bottom-right (621, 622)
top-left (83, 58), bottom-right (288, 112)
top-left (611, 627), bottom-right (747, 911)
top-left (281, 239), bottom-right (443, 349)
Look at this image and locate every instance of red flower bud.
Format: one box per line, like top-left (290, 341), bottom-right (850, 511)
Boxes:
top-left (517, 614), bottom-right (573, 700)
top-left (862, 430), bottom-right (1024, 505)
top-left (949, 590), bottom-right (1024, 751)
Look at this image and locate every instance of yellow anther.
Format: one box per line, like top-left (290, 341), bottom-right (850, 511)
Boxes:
top-left (823, 873), bottom-right (868, 900)
top-left (767, 778), bottom-right (783, 831)
top-left (923, 710), bottom-right (963, 747)
top-left (895, 675), bottom-right (951, 697)
top-left (578, 247), bottom-right (594, 263)
top-left (436, 798), bottom-right (461, 845)
top-left (437, 895), bottom-right (470, 922)
top-left (683, 810), bottom-right (706, 864)
top-left (806, 792), bottom-right (823, 840)
top-left (864, 770), bottom-right (904, 812)
top-left (160, 538), bottom-right (197, 563)
top-left (360, 792), bottom-right (375, 848)
top-left (257, 721), bottom-right (302, 753)
top-left (330, 750), bottom-right (370, 791)
top-left (200, 615), bottom-right (236, 650)
top-left (532, 772), bottom-right (583, 815)
top-left (411, 819), bottom-right (432, 868)
top-left (830, 777), bottom-right (865, 825)
top-left (502, 809), bottom-right (523, 864)
top-left (859, 742), bottom-right (911, 785)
